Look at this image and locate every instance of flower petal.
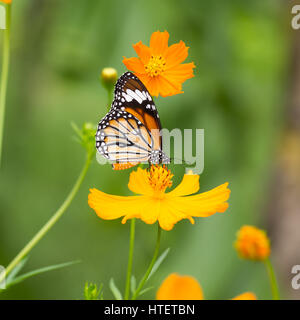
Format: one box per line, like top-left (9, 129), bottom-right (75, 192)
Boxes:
top-left (128, 167), bottom-right (153, 195)
top-left (132, 72), bottom-right (151, 88)
top-left (170, 183), bottom-right (230, 218)
top-left (156, 273), bottom-right (204, 300)
top-left (140, 198), bottom-right (161, 224)
top-left (154, 75), bottom-right (182, 97)
top-left (163, 62), bottom-right (195, 90)
top-left (165, 41), bottom-right (189, 69)
top-left (122, 57), bottom-right (146, 74)
top-left (133, 41), bottom-right (151, 64)
top-left (88, 188), bottom-right (147, 220)
top-left (121, 197), bottom-right (160, 225)
top-left (158, 202), bottom-right (187, 230)
top-left (150, 30), bottom-right (169, 55)
top-left (167, 174), bottom-right (200, 197)
top-left (232, 292), bottom-right (257, 300)
top-left (142, 75), bottom-right (161, 97)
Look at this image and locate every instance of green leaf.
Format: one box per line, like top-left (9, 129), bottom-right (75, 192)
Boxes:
top-left (109, 278), bottom-right (122, 300)
top-left (138, 286), bottom-right (154, 297)
top-left (148, 248), bottom-right (170, 280)
top-left (6, 257), bottom-right (29, 284)
top-left (84, 282), bottom-right (103, 300)
top-left (130, 275), bottom-right (136, 295)
top-left (6, 260), bottom-right (80, 288)
top-left (71, 122), bottom-right (96, 157)
top-left (71, 122), bottom-right (83, 140)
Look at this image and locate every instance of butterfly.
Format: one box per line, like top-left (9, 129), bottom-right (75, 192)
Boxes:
top-left (96, 72), bottom-right (170, 170)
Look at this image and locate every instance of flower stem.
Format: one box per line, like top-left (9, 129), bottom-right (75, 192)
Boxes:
top-left (132, 224), bottom-right (161, 300)
top-left (264, 258), bottom-right (280, 300)
top-left (0, 3), bottom-right (11, 167)
top-left (107, 88), bottom-right (112, 112)
top-left (4, 154), bottom-right (91, 277)
top-left (124, 218), bottom-right (135, 300)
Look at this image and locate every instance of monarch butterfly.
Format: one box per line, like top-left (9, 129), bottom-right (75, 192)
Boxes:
top-left (96, 72), bottom-right (170, 170)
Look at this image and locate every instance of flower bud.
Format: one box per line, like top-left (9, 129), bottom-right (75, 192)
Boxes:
top-left (71, 122), bottom-right (96, 157)
top-left (100, 67), bottom-right (117, 91)
top-left (234, 225), bottom-right (270, 261)
top-left (84, 282), bottom-right (102, 300)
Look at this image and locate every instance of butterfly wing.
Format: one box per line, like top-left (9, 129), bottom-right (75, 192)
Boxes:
top-left (96, 109), bottom-right (155, 169)
top-left (111, 72), bottom-right (162, 151)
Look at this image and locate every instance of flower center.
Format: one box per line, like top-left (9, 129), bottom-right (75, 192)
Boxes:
top-left (147, 165), bottom-right (173, 196)
top-left (145, 55), bottom-right (166, 77)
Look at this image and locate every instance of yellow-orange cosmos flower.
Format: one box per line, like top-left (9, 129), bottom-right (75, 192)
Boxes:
top-left (156, 273), bottom-right (257, 300)
top-left (232, 292), bottom-right (257, 300)
top-left (0, 0), bottom-right (11, 3)
top-left (234, 225), bottom-right (270, 261)
top-left (123, 31), bottom-right (195, 97)
top-left (88, 165), bottom-right (230, 231)
top-left (156, 273), bottom-right (204, 300)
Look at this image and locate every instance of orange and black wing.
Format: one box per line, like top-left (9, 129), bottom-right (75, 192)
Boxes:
top-left (111, 72), bottom-right (162, 151)
top-left (96, 109), bottom-right (154, 170)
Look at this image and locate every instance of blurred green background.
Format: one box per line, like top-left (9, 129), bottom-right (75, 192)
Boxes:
top-left (0, 0), bottom-right (297, 299)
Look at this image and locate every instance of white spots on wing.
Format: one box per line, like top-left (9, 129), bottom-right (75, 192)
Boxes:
top-left (122, 92), bottom-right (133, 102)
top-left (126, 89), bottom-right (143, 104)
top-left (146, 92), bottom-right (152, 101)
top-left (135, 89), bottom-right (147, 101)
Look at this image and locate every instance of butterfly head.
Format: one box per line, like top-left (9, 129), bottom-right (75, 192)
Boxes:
top-left (149, 150), bottom-right (170, 165)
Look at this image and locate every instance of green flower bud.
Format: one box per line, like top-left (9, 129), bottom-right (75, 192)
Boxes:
top-left (84, 282), bottom-right (103, 300)
top-left (71, 122), bottom-right (96, 158)
top-left (100, 67), bottom-right (118, 91)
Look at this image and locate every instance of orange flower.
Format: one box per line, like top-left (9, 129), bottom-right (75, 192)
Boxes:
top-left (0, 0), bottom-right (12, 3)
top-left (156, 273), bottom-right (257, 300)
top-left (156, 273), bottom-right (204, 300)
top-left (123, 31), bottom-right (195, 97)
top-left (88, 165), bottom-right (230, 231)
top-left (234, 225), bottom-right (270, 261)
top-left (232, 292), bottom-right (257, 300)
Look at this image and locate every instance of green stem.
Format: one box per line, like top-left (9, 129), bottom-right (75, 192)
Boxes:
top-left (124, 218), bottom-right (135, 300)
top-left (4, 154), bottom-right (91, 278)
top-left (107, 88), bottom-right (112, 112)
top-left (264, 258), bottom-right (280, 300)
top-left (132, 224), bottom-right (161, 300)
top-left (0, 3), bottom-right (11, 167)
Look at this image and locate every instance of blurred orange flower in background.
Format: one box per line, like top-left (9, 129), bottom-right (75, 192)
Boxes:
top-left (123, 31), bottom-right (195, 97)
top-left (88, 165), bottom-right (230, 231)
top-left (156, 273), bottom-right (257, 300)
top-left (234, 225), bottom-right (270, 261)
top-left (0, 0), bottom-right (11, 4)
top-left (232, 292), bottom-right (257, 300)
top-left (156, 273), bottom-right (204, 300)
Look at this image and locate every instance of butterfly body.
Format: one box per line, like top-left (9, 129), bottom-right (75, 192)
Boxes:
top-left (96, 72), bottom-right (170, 170)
